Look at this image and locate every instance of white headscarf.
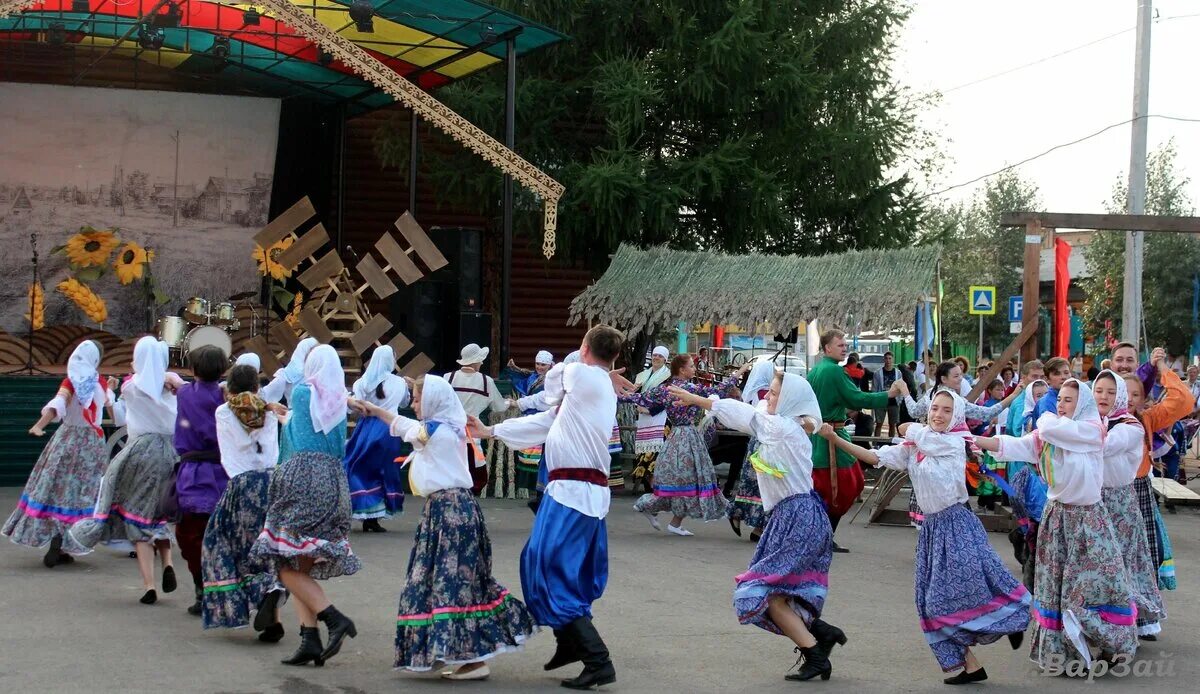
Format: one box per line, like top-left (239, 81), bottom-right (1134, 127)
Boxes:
top-left (304, 344), bottom-right (346, 435)
top-left (564, 350), bottom-right (581, 365)
top-left (353, 346), bottom-right (396, 400)
top-left (131, 335), bottom-right (168, 403)
top-left (1021, 379), bottom-right (1047, 430)
top-left (742, 359), bottom-right (777, 405)
top-left (774, 373), bottom-right (822, 426)
top-left (282, 337), bottom-right (318, 384)
top-left (66, 340), bottom-right (101, 406)
top-left (1092, 369), bottom-right (1131, 419)
top-left (652, 345), bottom-right (669, 360)
top-left (234, 353), bottom-right (261, 372)
top-left (911, 387), bottom-right (974, 459)
top-left (535, 350), bottom-right (553, 366)
top-left (417, 375), bottom-right (467, 439)
top-left (1061, 378), bottom-right (1100, 424)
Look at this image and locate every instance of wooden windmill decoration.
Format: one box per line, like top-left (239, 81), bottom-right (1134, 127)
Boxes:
top-left (244, 196), bottom-right (442, 379)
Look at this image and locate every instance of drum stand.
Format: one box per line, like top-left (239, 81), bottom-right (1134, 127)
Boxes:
top-left (4, 232), bottom-right (51, 376)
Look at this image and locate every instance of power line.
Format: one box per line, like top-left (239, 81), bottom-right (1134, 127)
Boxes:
top-left (918, 114), bottom-right (1200, 201)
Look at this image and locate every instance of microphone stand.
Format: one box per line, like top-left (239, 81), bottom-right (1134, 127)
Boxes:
top-left (5, 231), bottom-right (51, 375)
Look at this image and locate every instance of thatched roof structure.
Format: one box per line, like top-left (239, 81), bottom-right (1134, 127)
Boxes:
top-left (570, 243), bottom-right (941, 334)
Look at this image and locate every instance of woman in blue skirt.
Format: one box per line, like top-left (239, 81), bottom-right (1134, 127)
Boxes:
top-left (725, 358), bottom-right (776, 541)
top-left (344, 346), bottom-right (409, 532)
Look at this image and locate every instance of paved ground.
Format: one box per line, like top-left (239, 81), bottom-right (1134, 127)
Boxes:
top-left (1, 486), bottom-right (1197, 693)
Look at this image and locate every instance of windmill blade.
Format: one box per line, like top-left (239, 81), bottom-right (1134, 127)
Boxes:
top-left (254, 197), bottom-right (316, 248)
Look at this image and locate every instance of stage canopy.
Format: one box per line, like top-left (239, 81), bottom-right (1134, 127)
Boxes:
top-left (570, 243), bottom-right (942, 334)
top-left (0, 0), bottom-right (565, 110)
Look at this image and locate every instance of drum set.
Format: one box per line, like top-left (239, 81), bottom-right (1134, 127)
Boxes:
top-left (156, 291), bottom-right (259, 364)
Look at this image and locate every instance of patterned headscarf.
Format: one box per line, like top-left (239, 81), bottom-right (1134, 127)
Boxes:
top-left (226, 391), bottom-right (266, 430)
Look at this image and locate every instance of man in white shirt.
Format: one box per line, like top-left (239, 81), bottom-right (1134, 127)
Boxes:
top-left (470, 325), bottom-right (627, 691)
top-left (445, 343), bottom-right (512, 419)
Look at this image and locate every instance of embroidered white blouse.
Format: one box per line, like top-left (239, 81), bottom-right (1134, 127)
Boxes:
top-left (875, 424), bottom-right (970, 516)
top-left (711, 399), bottom-right (815, 512)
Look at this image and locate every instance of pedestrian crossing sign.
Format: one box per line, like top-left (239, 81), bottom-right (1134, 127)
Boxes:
top-left (969, 286), bottom-right (996, 315)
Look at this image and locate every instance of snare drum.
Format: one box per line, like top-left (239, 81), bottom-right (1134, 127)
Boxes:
top-left (212, 302), bottom-right (236, 325)
top-left (157, 316), bottom-right (188, 348)
top-left (184, 297), bottom-right (210, 324)
top-left (182, 325), bottom-right (233, 363)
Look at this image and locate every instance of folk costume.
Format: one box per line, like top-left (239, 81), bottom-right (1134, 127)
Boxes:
top-left (1006, 381), bottom-right (1049, 589)
top-left (507, 350), bottom-right (554, 497)
top-left (175, 375), bottom-right (229, 613)
top-left (344, 346), bottom-right (409, 525)
top-left (991, 380), bottom-right (1138, 669)
top-left (725, 359), bottom-right (776, 535)
top-left (391, 376), bottom-right (535, 674)
top-left (3, 341), bottom-right (113, 563)
top-left (628, 346), bottom-right (671, 490)
top-left (261, 337), bottom-right (317, 405)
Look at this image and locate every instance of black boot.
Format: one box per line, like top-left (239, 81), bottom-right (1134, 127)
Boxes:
top-left (254, 589), bottom-right (285, 632)
top-left (944, 667), bottom-right (987, 685)
top-left (258, 622), bottom-right (286, 644)
top-left (785, 645), bottom-right (832, 681)
top-left (544, 629), bottom-right (581, 671)
top-left (43, 534), bottom-right (64, 568)
top-left (317, 605), bottom-right (357, 662)
top-left (810, 619), bottom-right (848, 655)
top-left (281, 626), bottom-right (325, 666)
top-left (187, 579), bottom-right (203, 616)
top-left (361, 518), bottom-right (387, 533)
top-left (560, 617), bottom-right (616, 690)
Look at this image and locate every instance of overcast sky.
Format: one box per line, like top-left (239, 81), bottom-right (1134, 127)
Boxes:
top-left (898, 0), bottom-right (1200, 214)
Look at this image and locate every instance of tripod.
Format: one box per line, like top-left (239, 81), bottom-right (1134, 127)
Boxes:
top-left (5, 231), bottom-right (51, 376)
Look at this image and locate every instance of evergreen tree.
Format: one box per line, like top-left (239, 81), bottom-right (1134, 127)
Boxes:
top-left (376, 0), bottom-right (935, 261)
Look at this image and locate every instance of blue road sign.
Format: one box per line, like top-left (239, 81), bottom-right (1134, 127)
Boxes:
top-left (969, 286), bottom-right (996, 316)
top-left (1009, 296), bottom-right (1024, 322)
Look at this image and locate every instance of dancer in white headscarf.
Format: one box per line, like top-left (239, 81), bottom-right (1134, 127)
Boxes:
top-left (344, 346), bottom-right (410, 532)
top-left (724, 358), bottom-right (776, 541)
top-left (70, 336), bottom-right (180, 605)
top-left (3, 340), bottom-right (115, 568)
top-left (261, 337), bottom-right (318, 404)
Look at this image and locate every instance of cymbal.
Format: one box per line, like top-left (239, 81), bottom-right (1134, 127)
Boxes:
top-left (228, 290), bottom-right (258, 301)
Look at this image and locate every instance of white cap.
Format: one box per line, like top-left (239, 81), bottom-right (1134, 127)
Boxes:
top-left (535, 350), bottom-right (554, 365)
top-left (652, 346), bottom-right (670, 359)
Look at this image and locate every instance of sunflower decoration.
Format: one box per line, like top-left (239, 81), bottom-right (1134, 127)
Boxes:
top-left (57, 277), bottom-right (108, 325)
top-left (285, 291), bottom-right (304, 329)
top-left (113, 242), bottom-right (155, 285)
top-left (25, 282), bottom-right (45, 330)
top-left (253, 237), bottom-right (294, 280)
top-left (64, 227), bottom-right (120, 268)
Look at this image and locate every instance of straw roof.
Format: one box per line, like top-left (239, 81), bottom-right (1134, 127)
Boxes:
top-left (569, 243), bottom-right (941, 334)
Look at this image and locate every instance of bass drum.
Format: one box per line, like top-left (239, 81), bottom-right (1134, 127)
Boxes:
top-left (182, 325), bottom-right (233, 362)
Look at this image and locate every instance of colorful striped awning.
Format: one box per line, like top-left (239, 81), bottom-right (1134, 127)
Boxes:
top-left (0, 1), bottom-right (565, 109)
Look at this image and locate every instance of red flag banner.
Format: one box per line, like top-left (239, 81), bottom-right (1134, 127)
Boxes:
top-left (1054, 238), bottom-right (1072, 358)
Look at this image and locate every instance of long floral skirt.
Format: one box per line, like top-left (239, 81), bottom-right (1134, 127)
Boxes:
top-left (1132, 475), bottom-right (1176, 590)
top-left (726, 437), bottom-right (767, 530)
top-left (394, 488), bottom-right (535, 671)
top-left (915, 503), bottom-right (1031, 672)
top-left (634, 425), bottom-right (728, 521)
top-left (69, 433), bottom-right (176, 549)
top-left (3, 423), bottom-right (108, 555)
top-left (344, 415), bottom-right (405, 520)
top-left (248, 451), bottom-right (360, 580)
top-left (733, 491), bottom-right (830, 634)
top-left (1030, 500), bottom-right (1137, 668)
top-left (201, 470), bottom-right (276, 629)
top-left (1101, 484), bottom-right (1165, 636)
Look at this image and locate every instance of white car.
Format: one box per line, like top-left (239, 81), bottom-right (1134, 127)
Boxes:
top-left (747, 353), bottom-right (807, 377)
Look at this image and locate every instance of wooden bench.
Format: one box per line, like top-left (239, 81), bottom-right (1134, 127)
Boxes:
top-left (1151, 477), bottom-right (1200, 513)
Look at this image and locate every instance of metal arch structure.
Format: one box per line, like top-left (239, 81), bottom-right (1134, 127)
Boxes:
top-left (0, 0), bottom-right (566, 258)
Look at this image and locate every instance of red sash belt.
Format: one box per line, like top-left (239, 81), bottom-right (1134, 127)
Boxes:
top-left (548, 468), bottom-right (608, 487)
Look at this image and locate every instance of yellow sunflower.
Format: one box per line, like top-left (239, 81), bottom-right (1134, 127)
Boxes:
top-left (65, 228), bottom-right (120, 268)
top-left (25, 282), bottom-right (45, 330)
top-left (285, 291), bottom-right (305, 328)
top-left (57, 277), bottom-right (108, 324)
top-left (113, 242), bottom-right (154, 285)
top-left (253, 237), bottom-right (294, 280)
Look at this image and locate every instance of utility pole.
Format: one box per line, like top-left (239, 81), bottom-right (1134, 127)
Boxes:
top-left (1121, 0), bottom-right (1152, 346)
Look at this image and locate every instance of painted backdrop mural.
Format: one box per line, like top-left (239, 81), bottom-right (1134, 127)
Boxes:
top-left (0, 83), bottom-right (280, 337)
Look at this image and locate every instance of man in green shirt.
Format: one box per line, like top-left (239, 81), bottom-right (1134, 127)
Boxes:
top-left (808, 329), bottom-right (907, 552)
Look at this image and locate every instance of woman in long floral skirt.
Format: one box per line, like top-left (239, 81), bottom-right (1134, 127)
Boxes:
top-left (201, 364), bottom-right (285, 641)
top-left (624, 355), bottom-right (743, 536)
top-left (248, 345), bottom-right (359, 666)
top-left (3, 340), bottom-right (114, 567)
top-left (672, 372), bottom-right (844, 682)
top-left (344, 345), bottom-right (408, 532)
top-left (70, 337), bottom-right (180, 605)
top-left (979, 379), bottom-right (1138, 671)
top-left (353, 375), bottom-right (535, 681)
top-left (725, 359), bottom-right (775, 541)
top-left (834, 388), bottom-right (1030, 685)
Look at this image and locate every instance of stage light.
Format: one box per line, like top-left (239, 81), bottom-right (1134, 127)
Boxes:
top-left (137, 23), bottom-right (164, 50)
top-left (317, 50), bottom-right (334, 66)
top-left (152, 2), bottom-right (181, 28)
top-left (349, 0), bottom-right (374, 33)
top-left (243, 8), bottom-right (260, 26)
top-left (47, 21), bottom-right (66, 45)
top-left (71, 0), bottom-right (89, 13)
top-left (212, 36), bottom-right (231, 60)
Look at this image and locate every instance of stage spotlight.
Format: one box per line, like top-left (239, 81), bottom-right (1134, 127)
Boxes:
top-left (349, 0), bottom-right (374, 33)
top-left (212, 35), bottom-right (231, 60)
top-left (137, 24), bottom-right (165, 50)
top-left (243, 8), bottom-right (260, 26)
top-left (71, 0), bottom-right (89, 13)
top-left (153, 2), bottom-right (181, 28)
top-left (48, 21), bottom-right (66, 46)
top-left (317, 50), bottom-right (334, 66)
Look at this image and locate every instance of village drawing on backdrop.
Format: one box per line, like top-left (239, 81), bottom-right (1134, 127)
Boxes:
top-left (0, 83), bottom-right (280, 337)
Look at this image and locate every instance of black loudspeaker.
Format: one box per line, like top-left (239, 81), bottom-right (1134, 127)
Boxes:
top-left (774, 327), bottom-right (799, 344)
top-left (428, 227), bottom-right (482, 311)
top-left (459, 311), bottom-right (492, 350)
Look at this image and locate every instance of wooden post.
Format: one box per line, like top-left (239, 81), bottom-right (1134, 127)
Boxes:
top-left (1021, 221), bottom-right (1042, 362)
